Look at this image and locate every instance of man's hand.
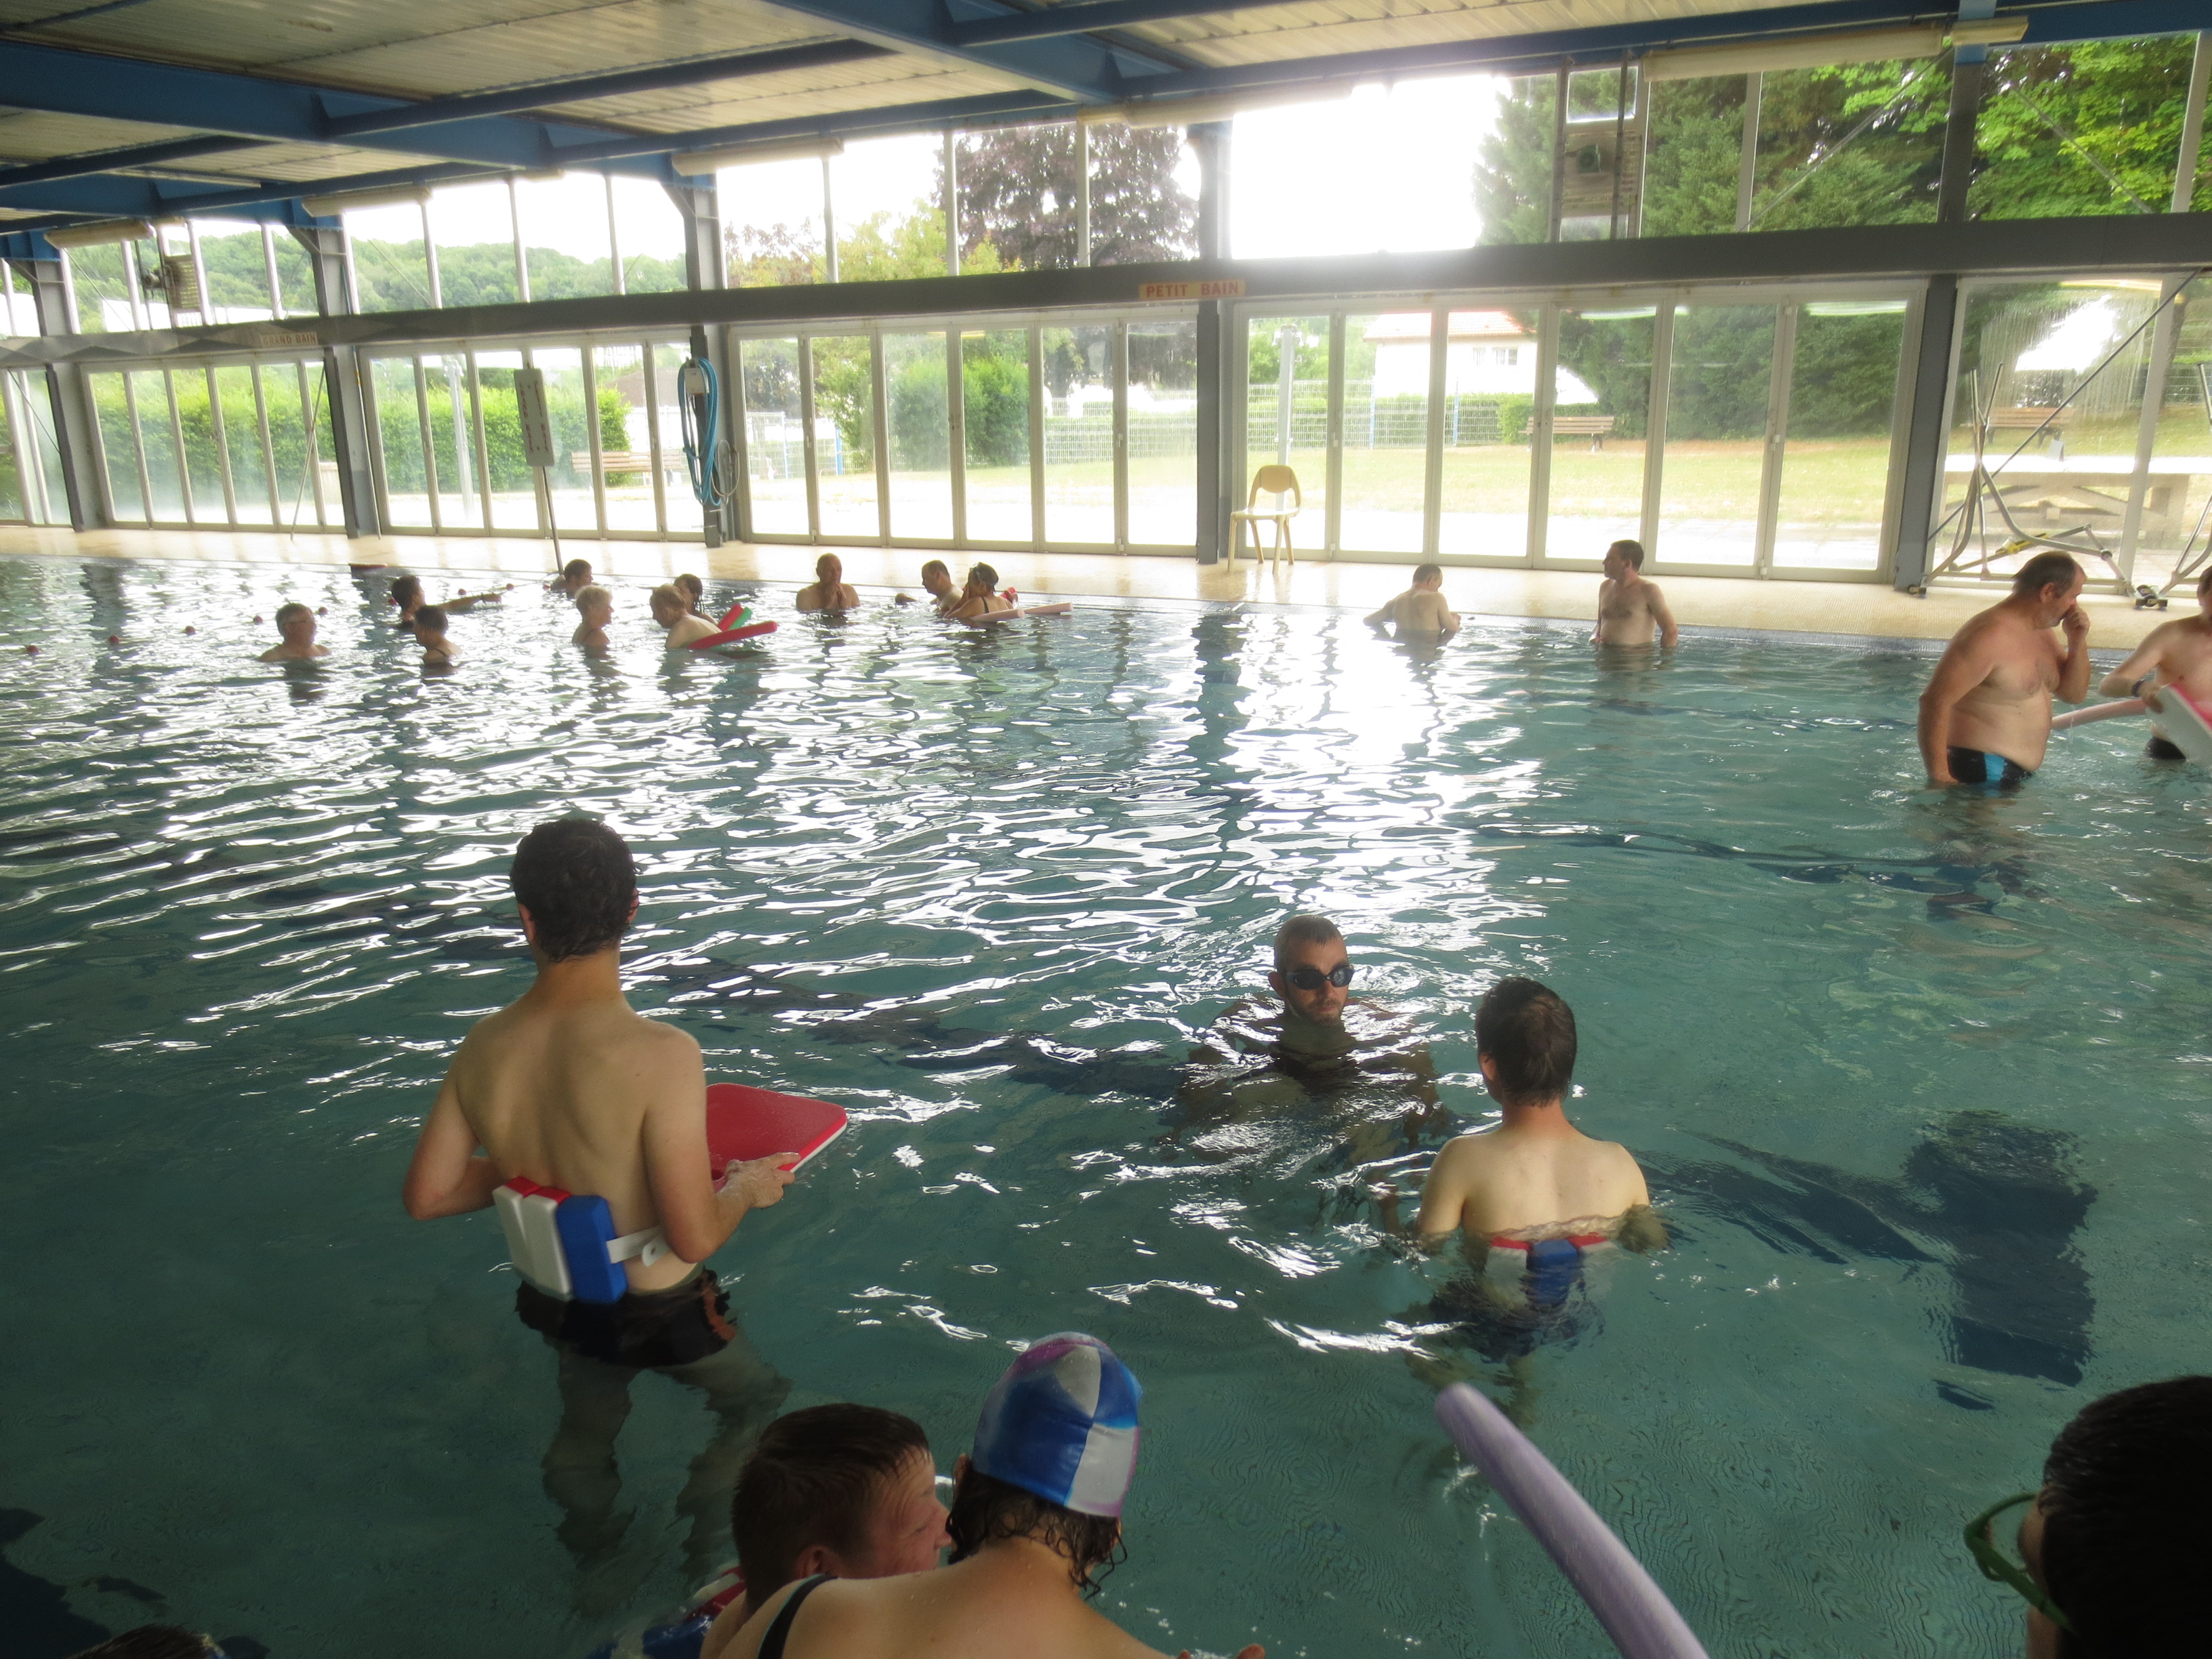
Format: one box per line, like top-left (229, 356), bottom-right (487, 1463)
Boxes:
top-left (723, 1153), bottom-right (800, 1210)
top-left (2061, 605), bottom-right (2090, 647)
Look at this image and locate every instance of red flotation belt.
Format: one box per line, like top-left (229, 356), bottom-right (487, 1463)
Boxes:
top-left (688, 600), bottom-right (778, 650)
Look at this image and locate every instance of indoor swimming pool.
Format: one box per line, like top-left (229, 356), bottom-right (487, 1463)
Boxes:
top-left (1, 554), bottom-right (2206, 1659)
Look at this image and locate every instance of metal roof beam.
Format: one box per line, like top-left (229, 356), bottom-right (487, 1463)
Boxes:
top-left (755, 0), bottom-right (1169, 100)
top-left (0, 40), bottom-right (670, 176)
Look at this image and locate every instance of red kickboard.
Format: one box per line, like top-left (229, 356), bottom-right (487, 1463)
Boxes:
top-left (689, 621), bottom-right (777, 649)
top-left (708, 1084), bottom-right (847, 1180)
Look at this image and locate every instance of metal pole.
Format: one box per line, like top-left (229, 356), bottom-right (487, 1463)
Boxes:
top-left (944, 130), bottom-right (960, 277)
top-left (1078, 123), bottom-right (1093, 266)
top-left (1549, 64), bottom-right (1570, 242)
top-left (1735, 73), bottom-right (1763, 232)
top-left (822, 153), bottom-right (838, 282)
top-left (1938, 52), bottom-right (1985, 224)
top-left (2174, 32), bottom-right (2211, 215)
top-left (1274, 321), bottom-right (1296, 465)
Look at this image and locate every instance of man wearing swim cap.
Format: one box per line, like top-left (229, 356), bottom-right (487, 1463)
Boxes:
top-left (1179, 914), bottom-right (1441, 1147)
top-left (716, 1334), bottom-right (1263, 1659)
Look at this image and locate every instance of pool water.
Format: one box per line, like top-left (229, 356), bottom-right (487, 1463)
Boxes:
top-left (2, 554), bottom-right (2207, 1659)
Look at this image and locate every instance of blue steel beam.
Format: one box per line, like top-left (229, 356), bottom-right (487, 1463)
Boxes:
top-left (0, 40), bottom-right (669, 176)
top-left (757, 0), bottom-right (1172, 99)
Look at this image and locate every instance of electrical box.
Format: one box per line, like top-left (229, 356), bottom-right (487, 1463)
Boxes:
top-left (513, 367), bottom-right (556, 470)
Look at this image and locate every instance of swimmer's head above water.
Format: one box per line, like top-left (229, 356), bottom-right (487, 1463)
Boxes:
top-left (1270, 912), bottom-right (1351, 1024)
top-left (1601, 539), bottom-right (1645, 581)
top-left (511, 817), bottom-right (636, 963)
top-left (920, 558), bottom-right (954, 600)
top-left (560, 558), bottom-right (593, 594)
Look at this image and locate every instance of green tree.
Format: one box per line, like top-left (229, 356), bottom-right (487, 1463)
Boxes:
top-left (1973, 39), bottom-right (2199, 218)
top-left (949, 125), bottom-right (1196, 266)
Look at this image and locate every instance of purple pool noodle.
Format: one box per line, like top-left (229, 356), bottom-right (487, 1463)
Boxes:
top-left (1435, 1383), bottom-right (1710, 1659)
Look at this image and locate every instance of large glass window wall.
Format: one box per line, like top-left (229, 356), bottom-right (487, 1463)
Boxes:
top-left (363, 334), bottom-right (702, 540)
top-left (83, 355), bottom-right (340, 531)
top-left (1235, 285), bottom-right (1917, 579)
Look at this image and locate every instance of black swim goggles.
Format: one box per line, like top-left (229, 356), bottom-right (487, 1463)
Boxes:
top-left (1282, 962), bottom-right (1355, 991)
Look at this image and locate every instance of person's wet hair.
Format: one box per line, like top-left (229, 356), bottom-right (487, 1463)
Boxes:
top-left (649, 583), bottom-right (684, 614)
top-left (1413, 562), bottom-right (1443, 584)
top-left (562, 558), bottom-right (592, 583)
top-left (921, 559), bottom-right (949, 581)
top-left (1607, 539), bottom-right (1645, 569)
top-left (413, 605), bottom-right (448, 635)
top-left (574, 585), bottom-right (611, 615)
top-left (2012, 550), bottom-right (2082, 597)
top-left (274, 602), bottom-right (311, 629)
top-left (1475, 977), bottom-right (1577, 1107)
top-left (2039, 1374), bottom-right (2212, 1657)
top-left (1273, 913), bottom-right (1342, 967)
top-left (947, 1467), bottom-right (1122, 1597)
top-left (966, 562), bottom-right (1000, 592)
top-left (732, 1404), bottom-right (933, 1613)
top-left (675, 572), bottom-right (704, 611)
top-left (511, 818), bottom-right (636, 961)
top-left (2198, 566), bottom-right (2211, 594)
top-left (390, 575), bottom-right (422, 607)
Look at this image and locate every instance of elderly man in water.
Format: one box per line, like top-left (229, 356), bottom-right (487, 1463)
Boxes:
top-left (1179, 914), bottom-right (1440, 1147)
top-left (652, 583), bottom-right (720, 649)
top-left (1918, 550), bottom-right (2092, 788)
top-left (258, 602), bottom-right (328, 662)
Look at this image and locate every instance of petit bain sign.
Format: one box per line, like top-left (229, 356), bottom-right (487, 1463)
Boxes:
top-left (1136, 279), bottom-right (1246, 302)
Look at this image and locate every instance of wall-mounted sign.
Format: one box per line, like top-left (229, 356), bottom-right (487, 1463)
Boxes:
top-left (513, 367), bottom-right (557, 470)
top-left (244, 327), bottom-right (323, 350)
top-left (1137, 279), bottom-right (1246, 302)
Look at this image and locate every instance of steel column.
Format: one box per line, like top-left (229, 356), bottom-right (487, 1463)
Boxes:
top-left (293, 223), bottom-right (380, 537)
top-left (21, 257), bottom-right (105, 529)
top-left (1195, 298), bottom-right (1225, 562)
top-left (1891, 273), bottom-right (1959, 590)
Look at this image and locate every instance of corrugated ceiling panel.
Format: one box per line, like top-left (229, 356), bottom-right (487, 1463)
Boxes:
top-left (1130, 0), bottom-right (1784, 65)
top-left (0, 0), bottom-right (586, 75)
top-left (546, 62), bottom-right (1021, 129)
top-left (0, 112), bottom-right (204, 163)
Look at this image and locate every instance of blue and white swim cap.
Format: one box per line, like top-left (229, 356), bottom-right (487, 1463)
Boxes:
top-left (971, 1332), bottom-right (1142, 1518)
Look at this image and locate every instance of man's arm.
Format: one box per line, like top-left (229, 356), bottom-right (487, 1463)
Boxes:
top-left (1412, 1141), bottom-right (1473, 1242)
top-left (2056, 605), bottom-right (2093, 703)
top-left (640, 1036), bottom-right (796, 1265)
top-left (2099, 625), bottom-right (2172, 696)
top-left (403, 1073), bottom-right (503, 1220)
top-left (1647, 583), bottom-right (1679, 649)
top-left (1364, 595), bottom-right (1398, 628)
top-left (1917, 628), bottom-right (1997, 785)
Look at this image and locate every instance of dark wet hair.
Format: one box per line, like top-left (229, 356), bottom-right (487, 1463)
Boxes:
top-left (511, 818), bottom-right (635, 961)
top-left (966, 562), bottom-right (1000, 592)
top-left (2013, 550), bottom-right (2082, 597)
top-left (1608, 539), bottom-right (1645, 569)
top-left (390, 574), bottom-right (422, 606)
top-left (1475, 977), bottom-right (1577, 1107)
top-left (733, 1404), bottom-right (933, 1614)
top-left (1273, 913), bottom-right (1342, 967)
top-left (64, 1629), bottom-right (214, 1659)
top-left (274, 602), bottom-right (311, 628)
top-left (675, 572), bottom-right (704, 611)
top-left (2040, 1375), bottom-right (2212, 1658)
top-left (413, 605), bottom-right (448, 634)
top-left (562, 558), bottom-right (592, 582)
top-left (947, 1467), bottom-right (1122, 1597)
top-left (1413, 562), bottom-right (1443, 584)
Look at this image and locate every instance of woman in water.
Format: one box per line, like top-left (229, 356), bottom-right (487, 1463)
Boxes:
top-left (675, 572), bottom-right (707, 615)
top-left (947, 562), bottom-right (1014, 621)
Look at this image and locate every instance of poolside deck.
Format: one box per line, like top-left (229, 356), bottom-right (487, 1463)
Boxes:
top-left (0, 523), bottom-right (2188, 649)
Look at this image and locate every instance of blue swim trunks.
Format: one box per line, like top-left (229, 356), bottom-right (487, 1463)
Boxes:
top-left (1947, 746), bottom-right (2034, 788)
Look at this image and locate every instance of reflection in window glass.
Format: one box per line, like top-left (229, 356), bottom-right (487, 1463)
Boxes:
top-left (194, 221), bottom-right (275, 323)
top-left (1242, 316), bottom-right (1328, 554)
top-left (1771, 302), bottom-right (1906, 570)
top-left (1438, 308), bottom-right (1536, 560)
top-left (472, 351), bottom-right (539, 531)
top-left (215, 365), bottom-right (274, 524)
top-left (884, 332), bottom-right (952, 540)
top-left (426, 355), bottom-right (484, 531)
top-left (426, 182), bottom-right (519, 306)
top-left (962, 329), bottom-right (1031, 544)
top-left (1042, 322), bottom-right (1114, 544)
top-left (1942, 281), bottom-right (2163, 579)
top-left (1748, 60), bottom-right (1947, 232)
top-left (270, 228), bottom-right (317, 318)
top-left (724, 158), bottom-right (825, 286)
top-left (1974, 41), bottom-right (2194, 222)
top-left (516, 173), bottom-right (617, 300)
top-left (596, 342), bottom-right (658, 534)
top-left (373, 357), bottom-right (433, 527)
top-left (90, 371), bottom-right (146, 521)
top-left (811, 336), bottom-right (877, 539)
top-left (531, 348), bottom-right (598, 533)
top-left (613, 177), bottom-right (690, 294)
top-left (1340, 313), bottom-right (1429, 553)
top-left (1656, 304), bottom-right (1776, 567)
top-left (260, 362), bottom-right (333, 528)
top-left (1473, 76), bottom-right (1560, 246)
top-left (348, 203), bottom-right (434, 312)
top-left (1548, 306), bottom-right (1653, 562)
top-left (832, 135), bottom-right (947, 281)
top-left (741, 337), bottom-right (807, 535)
top-left (2145, 281), bottom-right (2212, 584)
top-left (135, 370), bottom-right (190, 522)
top-left (0, 380), bottom-right (21, 521)
top-left (651, 343), bottom-right (702, 537)
top-left (67, 245), bottom-right (134, 333)
top-left (1127, 319), bottom-right (1196, 547)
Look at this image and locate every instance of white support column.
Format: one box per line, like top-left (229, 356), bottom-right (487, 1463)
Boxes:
top-left (1078, 123), bottom-right (1092, 266)
top-left (1640, 302), bottom-right (1675, 558)
top-left (2116, 274), bottom-right (2191, 587)
top-left (1527, 302), bottom-right (1559, 564)
top-left (822, 153), bottom-right (839, 283)
top-left (2174, 32), bottom-right (2210, 214)
top-left (944, 130), bottom-right (960, 277)
top-left (1422, 305), bottom-right (1447, 556)
top-left (1735, 73), bottom-right (1763, 232)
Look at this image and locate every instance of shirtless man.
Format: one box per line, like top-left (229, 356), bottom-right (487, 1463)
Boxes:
top-left (572, 585), bottom-right (613, 651)
top-left (1179, 915), bottom-right (1440, 1145)
top-left (550, 558), bottom-right (594, 596)
top-left (402, 819), bottom-right (798, 1584)
top-left (1593, 540), bottom-right (1678, 648)
top-left (258, 602), bottom-right (327, 662)
top-left (2098, 566), bottom-right (2212, 761)
top-left (893, 558), bottom-right (958, 614)
top-left (716, 1334), bottom-right (1262, 1659)
top-left (1365, 564), bottom-right (1461, 636)
top-left (1919, 551), bottom-right (2092, 788)
top-left (796, 554), bottom-right (859, 614)
top-left (653, 583), bottom-right (721, 649)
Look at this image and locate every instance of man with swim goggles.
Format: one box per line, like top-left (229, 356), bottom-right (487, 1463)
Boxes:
top-left (1963, 1374), bottom-right (2209, 1658)
top-left (1177, 915), bottom-right (1443, 1146)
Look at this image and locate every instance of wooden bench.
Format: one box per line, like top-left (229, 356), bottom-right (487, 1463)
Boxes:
top-left (1987, 406), bottom-right (2072, 457)
top-left (573, 451), bottom-right (670, 480)
top-left (1552, 414), bottom-right (1617, 450)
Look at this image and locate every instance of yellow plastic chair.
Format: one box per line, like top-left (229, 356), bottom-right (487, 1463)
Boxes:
top-left (1229, 465), bottom-right (1302, 568)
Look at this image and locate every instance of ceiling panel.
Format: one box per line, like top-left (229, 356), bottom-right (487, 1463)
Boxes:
top-left (0, 110), bottom-right (205, 164)
top-left (1126, 0), bottom-right (1796, 66)
top-left (546, 60), bottom-right (1021, 130)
